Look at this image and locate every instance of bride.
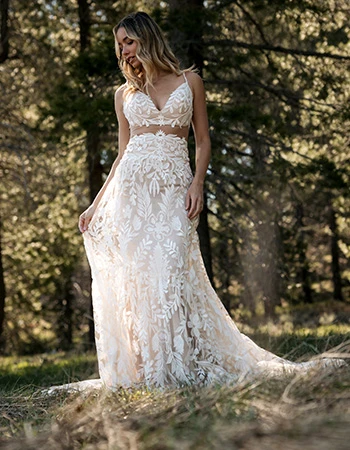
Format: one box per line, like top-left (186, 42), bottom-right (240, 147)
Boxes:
top-left (73, 11), bottom-right (342, 391)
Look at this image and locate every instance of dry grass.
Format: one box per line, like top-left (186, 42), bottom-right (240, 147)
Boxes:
top-left (1, 344), bottom-right (349, 449)
top-left (0, 327), bottom-right (349, 449)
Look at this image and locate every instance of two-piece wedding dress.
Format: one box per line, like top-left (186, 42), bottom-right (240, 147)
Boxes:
top-left (53, 73), bottom-right (342, 393)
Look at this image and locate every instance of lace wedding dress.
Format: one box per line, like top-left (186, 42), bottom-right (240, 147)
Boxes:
top-left (48, 74), bottom-right (343, 394)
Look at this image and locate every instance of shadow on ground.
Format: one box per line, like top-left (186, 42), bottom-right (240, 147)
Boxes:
top-left (0, 352), bottom-right (98, 392)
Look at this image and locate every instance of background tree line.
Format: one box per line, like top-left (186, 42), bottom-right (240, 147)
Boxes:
top-left (0, 0), bottom-right (349, 354)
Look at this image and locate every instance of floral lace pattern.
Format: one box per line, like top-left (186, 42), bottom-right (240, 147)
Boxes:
top-left (123, 74), bottom-right (193, 130)
top-left (80, 76), bottom-right (342, 390)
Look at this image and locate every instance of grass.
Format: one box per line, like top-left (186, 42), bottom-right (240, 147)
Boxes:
top-left (0, 325), bottom-right (349, 449)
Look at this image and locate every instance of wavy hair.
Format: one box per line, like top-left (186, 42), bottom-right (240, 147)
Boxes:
top-left (113, 12), bottom-right (190, 93)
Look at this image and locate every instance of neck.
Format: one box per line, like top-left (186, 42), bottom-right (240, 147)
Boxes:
top-left (153, 69), bottom-right (171, 82)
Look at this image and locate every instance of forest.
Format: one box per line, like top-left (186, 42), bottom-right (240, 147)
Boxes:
top-left (1, 0), bottom-right (349, 354)
top-left (0, 1), bottom-right (349, 448)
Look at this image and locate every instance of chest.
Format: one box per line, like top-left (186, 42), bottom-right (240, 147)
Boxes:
top-left (123, 82), bottom-right (193, 128)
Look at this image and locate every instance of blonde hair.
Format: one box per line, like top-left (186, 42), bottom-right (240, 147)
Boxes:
top-left (113, 12), bottom-right (189, 93)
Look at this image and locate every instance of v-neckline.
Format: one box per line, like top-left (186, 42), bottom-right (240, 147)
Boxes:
top-left (143, 82), bottom-right (187, 113)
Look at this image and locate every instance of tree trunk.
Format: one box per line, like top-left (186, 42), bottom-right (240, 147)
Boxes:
top-left (168, 0), bottom-right (214, 284)
top-left (78, 0), bottom-right (103, 345)
top-left (168, 0), bottom-right (204, 70)
top-left (256, 216), bottom-right (282, 316)
top-left (78, 0), bottom-right (89, 52)
top-left (0, 218), bottom-right (6, 349)
top-left (0, 0), bottom-right (8, 348)
top-left (295, 202), bottom-right (313, 303)
top-left (58, 277), bottom-right (74, 350)
top-left (218, 226), bottom-right (231, 312)
top-left (253, 142), bottom-right (282, 315)
top-left (329, 204), bottom-right (343, 301)
top-left (197, 193), bottom-right (214, 284)
top-left (0, 0), bottom-right (9, 63)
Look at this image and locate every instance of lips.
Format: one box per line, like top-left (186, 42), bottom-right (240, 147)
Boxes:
top-left (127, 56), bottom-right (135, 65)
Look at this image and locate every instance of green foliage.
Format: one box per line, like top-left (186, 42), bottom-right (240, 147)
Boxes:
top-left (1, 0), bottom-right (135, 352)
top-left (0, 352), bottom-right (98, 391)
top-left (2, 143), bottom-right (87, 352)
top-left (1, 0), bottom-right (349, 353)
top-left (200, 0), bottom-right (350, 310)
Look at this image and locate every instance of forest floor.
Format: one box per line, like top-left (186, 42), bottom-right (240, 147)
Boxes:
top-left (0, 318), bottom-right (349, 449)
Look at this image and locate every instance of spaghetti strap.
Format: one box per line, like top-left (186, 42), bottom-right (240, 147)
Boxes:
top-left (78, 62), bottom-right (345, 392)
top-left (183, 71), bottom-right (189, 84)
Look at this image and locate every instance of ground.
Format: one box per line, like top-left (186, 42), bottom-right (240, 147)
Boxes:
top-left (0, 318), bottom-right (349, 449)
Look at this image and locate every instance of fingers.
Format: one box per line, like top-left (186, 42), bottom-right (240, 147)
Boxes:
top-left (85, 216), bottom-right (91, 231)
top-left (79, 214), bottom-right (90, 233)
top-left (78, 215), bottom-right (85, 233)
top-left (187, 196), bottom-right (203, 219)
top-left (79, 206), bottom-right (96, 233)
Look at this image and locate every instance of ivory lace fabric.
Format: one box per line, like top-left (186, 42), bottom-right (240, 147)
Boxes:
top-left (53, 74), bottom-right (342, 393)
top-left (123, 74), bottom-right (193, 129)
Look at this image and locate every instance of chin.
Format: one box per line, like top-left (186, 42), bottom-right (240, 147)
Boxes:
top-left (131, 61), bottom-right (142, 70)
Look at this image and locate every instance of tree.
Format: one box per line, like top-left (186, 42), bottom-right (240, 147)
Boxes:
top-left (0, 0), bottom-right (9, 62)
top-left (1, 0), bottom-right (349, 353)
top-left (167, 0), bottom-right (215, 283)
top-left (201, 0), bottom-right (350, 313)
top-left (0, 0), bottom-right (10, 347)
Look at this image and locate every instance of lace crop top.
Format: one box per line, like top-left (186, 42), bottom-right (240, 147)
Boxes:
top-left (123, 73), bottom-right (193, 131)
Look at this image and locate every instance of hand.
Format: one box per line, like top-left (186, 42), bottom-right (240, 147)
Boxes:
top-left (78, 205), bottom-right (96, 233)
top-left (185, 181), bottom-right (204, 220)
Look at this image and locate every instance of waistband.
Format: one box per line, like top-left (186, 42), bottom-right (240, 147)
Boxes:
top-left (129, 130), bottom-right (188, 144)
top-left (125, 131), bottom-right (189, 158)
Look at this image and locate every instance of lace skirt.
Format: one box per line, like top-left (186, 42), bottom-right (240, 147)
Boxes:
top-left (83, 132), bottom-right (327, 389)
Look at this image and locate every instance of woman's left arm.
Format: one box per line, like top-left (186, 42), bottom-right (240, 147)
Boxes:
top-left (185, 72), bottom-right (211, 220)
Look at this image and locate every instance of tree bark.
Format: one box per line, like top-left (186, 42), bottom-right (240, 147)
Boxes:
top-left (295, 202), bottom-right (313, 303)
top-left (0, 0), bottom-right (9, 63)
top-left (58, 278), bottom-right (74, 350)
top-left (329, 204), bottom-right (343, 301)
top-left (0, 0), bottom-right (8, 345)
top-left (253, 142), bottom-right (282, 315)
top-left (256, 216), bottom-right (282, 316)
top-left (168, 0), bottom-right (214, 284)
top-left (0, 218), bottom-right (6, 349)
top-left (218, 230), bottom-right (232, 313)
top-left (78, 0), bottom-right (89, 52)
top-left (197, 192), bottom-right (214, 282)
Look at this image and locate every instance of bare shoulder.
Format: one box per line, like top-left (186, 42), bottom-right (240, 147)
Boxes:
top-left (114, 83), bottom-right (127, 107)
top-left (185, 71), bottom-right (204, 89)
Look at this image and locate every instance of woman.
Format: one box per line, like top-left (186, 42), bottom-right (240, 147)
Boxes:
top-left (76, 12), bottom-right (341, 390)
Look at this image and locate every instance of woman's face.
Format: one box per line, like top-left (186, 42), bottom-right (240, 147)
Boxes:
top-left (116, 27), bottom-right (141, 69)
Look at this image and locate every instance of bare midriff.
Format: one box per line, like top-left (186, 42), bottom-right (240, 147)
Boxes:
top-left (130, 125), bottom-right (190, 140)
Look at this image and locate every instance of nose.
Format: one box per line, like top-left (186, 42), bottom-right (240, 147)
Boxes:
top-left (122, 46), bottom-right (129, 57)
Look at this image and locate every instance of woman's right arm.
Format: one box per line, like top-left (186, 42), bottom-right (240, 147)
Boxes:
top-left (79, 85), bottom-right (130, 233)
